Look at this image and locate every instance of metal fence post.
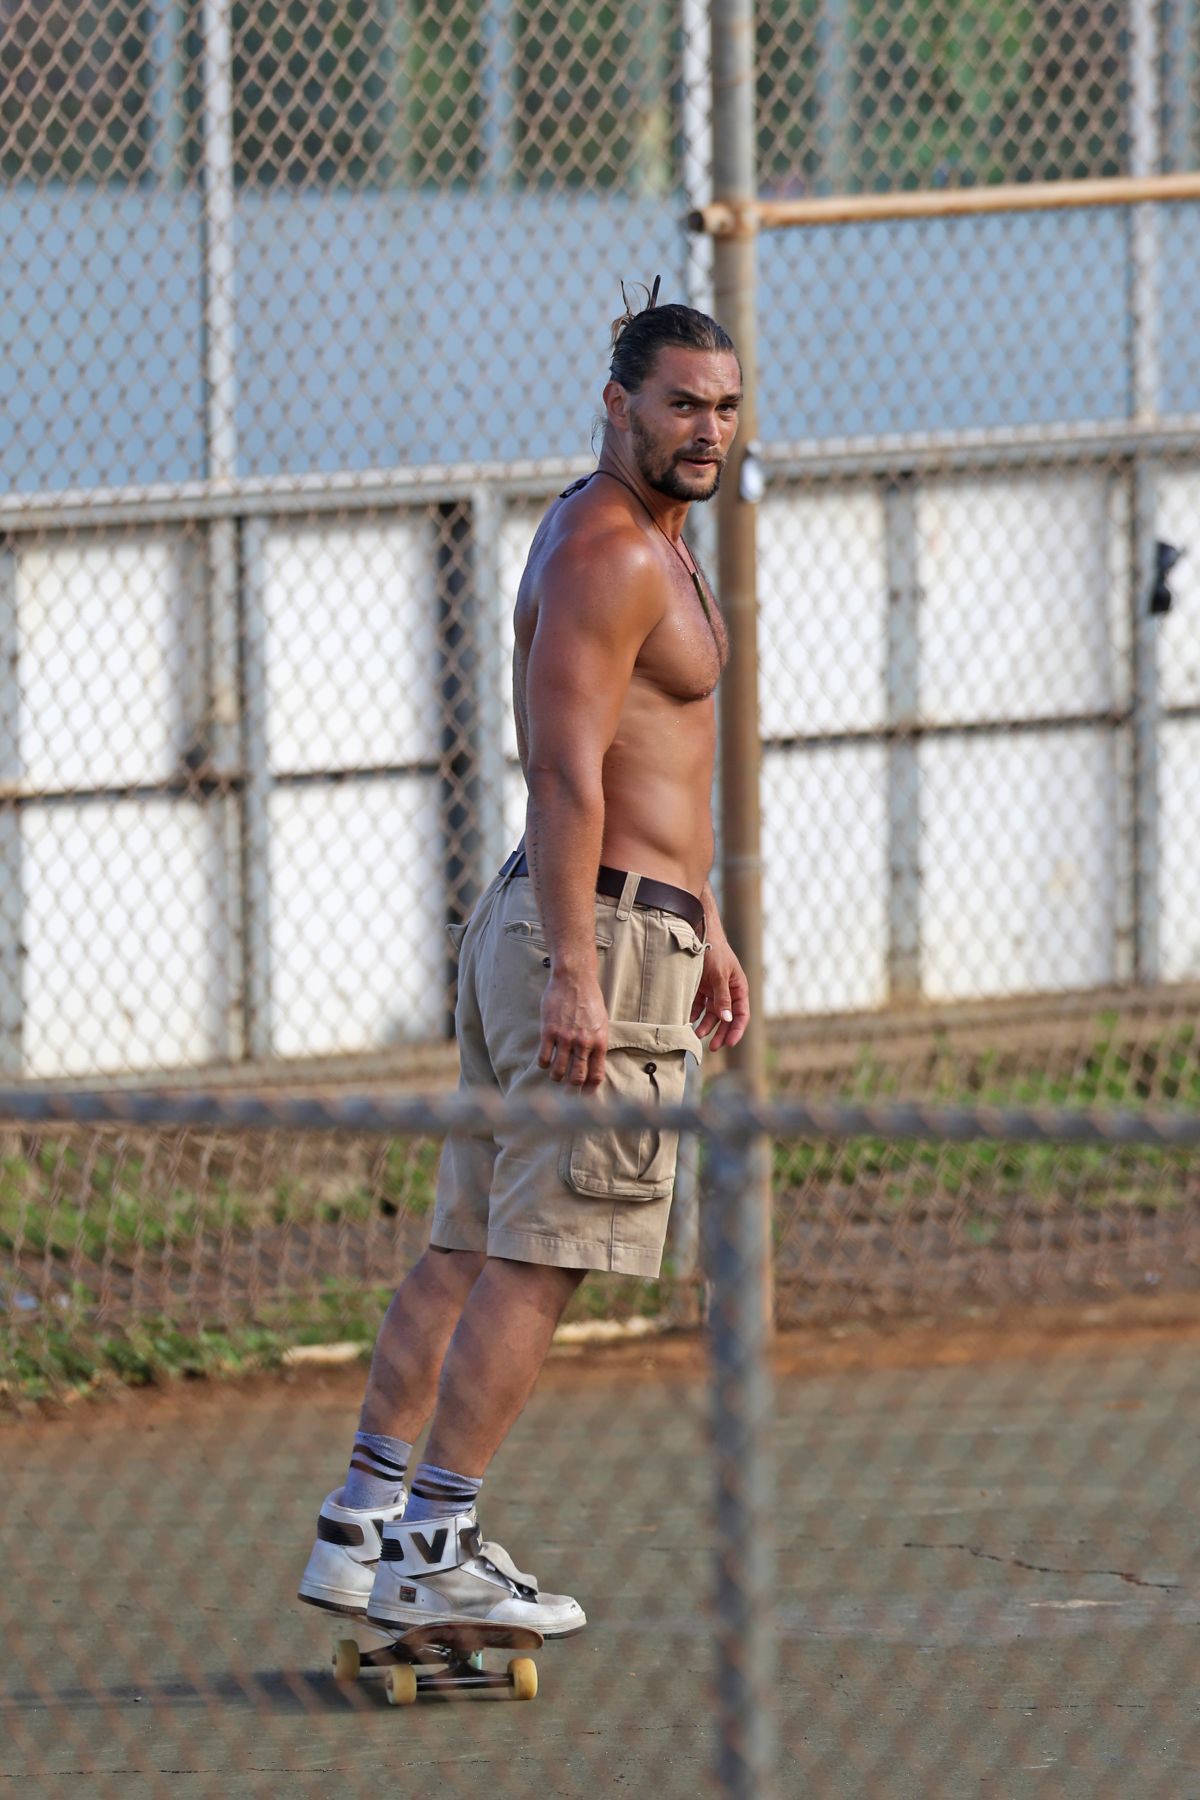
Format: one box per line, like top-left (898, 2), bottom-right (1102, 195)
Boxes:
top-left (238, 519), bottom-right (272, 1062)
top-left (200, 0), bottom-right (247, 1059)
top-left (200, 0), bottom-right (237, 489)
top-left (0, 545), bottom-right (21, 1077)
top-left (470, 487), bottom-right (513, 891)
top-left (816, 0), bottom-right (852, 192)
top-left (682, 0), bottom-right (715, 312)
top-left (711, 0), bottom-right (772, 1332)
top-left (884, 475), bottom-right (922, 1004)
top-left (147, 0), bottom-right (186, 184)
top-left (481, 0), bottom-right (514, 192)
top-left (705, 1084), bottom-right (777, 1799)
top-left (1164, 0), bottom-right (1196, 173)
top-left (712, 0), bottom-right (763, 1091)
top-left (1128, 0), bottom-right (1163, 986)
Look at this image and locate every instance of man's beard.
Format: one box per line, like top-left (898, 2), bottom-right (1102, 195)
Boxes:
top-left (630, 413), bottom-right (723, 502)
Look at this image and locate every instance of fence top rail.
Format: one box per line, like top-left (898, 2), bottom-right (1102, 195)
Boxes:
top-left (0, 1085), bottom-right (1196, 1149)
top-left (11, 420), bottom-right (1200, 536)
top-left (0, 456), bottom-right (592, 534)
top-left (763, 415), bottom-right (1200, 481)
top-left (691, 170), bottom-right (1200, 236)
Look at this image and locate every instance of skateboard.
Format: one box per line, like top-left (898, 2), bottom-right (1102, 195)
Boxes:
top-left (331, 1620), bottom-right (544, 1705)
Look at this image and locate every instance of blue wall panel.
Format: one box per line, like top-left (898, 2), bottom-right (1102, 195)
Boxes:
top-left (8, 187), bottom-right (1200, 493)
top-left (1, 192), bottom-right (208, 491)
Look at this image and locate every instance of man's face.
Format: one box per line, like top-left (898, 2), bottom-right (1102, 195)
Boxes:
top-left (625, 345), bottom-right (743, 503)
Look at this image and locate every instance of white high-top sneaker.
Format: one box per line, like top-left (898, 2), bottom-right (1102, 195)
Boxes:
top-left (367, 1509), bottom-right (586, 1639)
top-left (297, 1487), bottom-right (408, 1619)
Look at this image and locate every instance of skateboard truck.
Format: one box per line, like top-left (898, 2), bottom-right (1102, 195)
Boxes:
top-left (331, 1620), bottom-right (543, 1704)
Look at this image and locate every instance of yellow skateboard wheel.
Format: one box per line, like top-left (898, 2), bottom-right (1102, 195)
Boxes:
top-left (387, 1664), bottom-right (418, 1706)
top-left (332, 1639), bottom-right (360, 1683)
top-left (508, 1656), bottom-right (538, 1701)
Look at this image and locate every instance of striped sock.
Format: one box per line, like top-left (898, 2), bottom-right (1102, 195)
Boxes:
top-left (403, 1462), bottom-right (483, 1524)
top-left (341, 1431), bottom-right (412, 1510)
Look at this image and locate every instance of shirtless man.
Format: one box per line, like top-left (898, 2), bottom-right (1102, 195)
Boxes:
top-left (299, 287), bottom-right (750, 1638)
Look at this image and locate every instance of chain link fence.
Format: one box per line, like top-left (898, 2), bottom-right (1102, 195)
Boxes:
top-left (4, 9), bottom-right (1200, 1787)
top-left (4, 1085), bottom-right (1200, 1794)
top-left (0, 16), bottom-right (1193, 1020)
top-left (0, 0), bottom-right (1189, 1062)
top-left (5, 0), bottom-right (1197, 1331)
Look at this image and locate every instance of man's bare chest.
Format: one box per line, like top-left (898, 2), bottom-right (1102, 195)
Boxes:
top-left (640, 570), bottom-right (728, 703)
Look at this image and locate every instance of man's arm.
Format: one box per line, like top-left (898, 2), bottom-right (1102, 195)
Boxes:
top-left (524, 530), bottom-right (662, 1090)
top-left (691, 880), bottom-right (751, 1052)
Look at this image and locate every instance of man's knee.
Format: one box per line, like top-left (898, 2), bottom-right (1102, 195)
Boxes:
top-left (486, 1255), bottom-right (587, 1312)
top-left (420, 1245), bottom-right (487, 1290)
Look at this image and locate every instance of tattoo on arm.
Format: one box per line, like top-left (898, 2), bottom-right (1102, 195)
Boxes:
top-left (526, 814), bottom-right (540, 898)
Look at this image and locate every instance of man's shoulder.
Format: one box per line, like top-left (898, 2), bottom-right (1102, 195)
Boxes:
top-left (520, 478), bottom-right (669, 647)
top-left (546, 485), bottom-right (658, 573)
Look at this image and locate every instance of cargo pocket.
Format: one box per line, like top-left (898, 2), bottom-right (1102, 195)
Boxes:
top-left (665, 916), bottom-right (707, 1014)
top-left (666, 917), bottom-right (707, 957)
top-left (559, 1020), bottom-right (702, 1201)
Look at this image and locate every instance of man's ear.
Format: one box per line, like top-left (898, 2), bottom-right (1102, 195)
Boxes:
top-left (602, 379), bottom-right (631, 433)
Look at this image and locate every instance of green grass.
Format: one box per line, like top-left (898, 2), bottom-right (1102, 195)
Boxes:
top-left (1, 1272), bottom-right (674, 1410)
top-left (3, 1321), bottom-right (291, 1407)
top-left (0, 1133), bottom-right (443, 1404)
top-left (773, 1018), bottom-right (1200, 1214)
top-left (4, 1015), bottom-right (1198, 1402)
top-left (0, 1135), bottom-right (442, 1267)
top-left (1, 1280), bottom-right (402, 1408)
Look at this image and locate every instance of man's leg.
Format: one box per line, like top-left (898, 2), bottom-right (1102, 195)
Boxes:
top-left (419, 1256), bottom-right (586, 1477)
top-left (296, 1245), bottom-right (485, 1616)
top-left (366, 1254), bottom-right (590, 1637)
top-left (357, 1244), bottom-right (487, 1441)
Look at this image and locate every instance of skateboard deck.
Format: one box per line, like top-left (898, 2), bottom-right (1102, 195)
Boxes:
top-left (331, 1619), bottom-right (544, 1705)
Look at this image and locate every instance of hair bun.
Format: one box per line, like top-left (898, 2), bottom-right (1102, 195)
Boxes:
top-left (610, 274), bottom-right (663, 347)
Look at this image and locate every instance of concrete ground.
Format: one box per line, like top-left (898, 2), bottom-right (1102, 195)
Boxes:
top-left (4, 1304), bottom-right (1200, 1799)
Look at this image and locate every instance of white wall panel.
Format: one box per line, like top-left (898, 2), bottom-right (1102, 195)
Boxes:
top-left (758, 486), bottom-right (887, 737)
top-left (920, 729), bottom-right (1117, 1000)
top-left (268, 778), bottom-right (443, 1056)
top-left (918, 473), bottom-right (1120, 724)
top-left (761, 744), bottom-right (888, 1015)
top-left (22, 799), bottom-right (221, 1076)
top-left (17, 532), bottom-right (203, 791)
top-left (258, 515), bottom-right (439, 774)
top-left (1161, 719), bottom-right (1200, 981)
top-left (1154, 471), bottom-right (1200, 709)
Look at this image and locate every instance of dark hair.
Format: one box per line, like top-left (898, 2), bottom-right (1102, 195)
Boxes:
top-left (608, 278), bottom-right (738, 392)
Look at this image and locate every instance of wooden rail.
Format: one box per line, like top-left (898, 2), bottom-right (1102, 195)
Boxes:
top-left (689, 170), bottom-right (1200, 235)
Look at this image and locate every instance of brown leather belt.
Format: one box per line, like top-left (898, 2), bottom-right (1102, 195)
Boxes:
top-left (503, 849), bottom-right (706, 940)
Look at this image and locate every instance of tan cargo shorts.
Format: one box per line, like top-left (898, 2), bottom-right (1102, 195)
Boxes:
top-left (429, 862), bottom-right (706, 1276)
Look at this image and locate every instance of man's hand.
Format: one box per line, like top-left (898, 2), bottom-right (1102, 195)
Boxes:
top-left (691, 938), bottom-right (750, 1052)
top-left (539, 970), bottom-right (609, 1091)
